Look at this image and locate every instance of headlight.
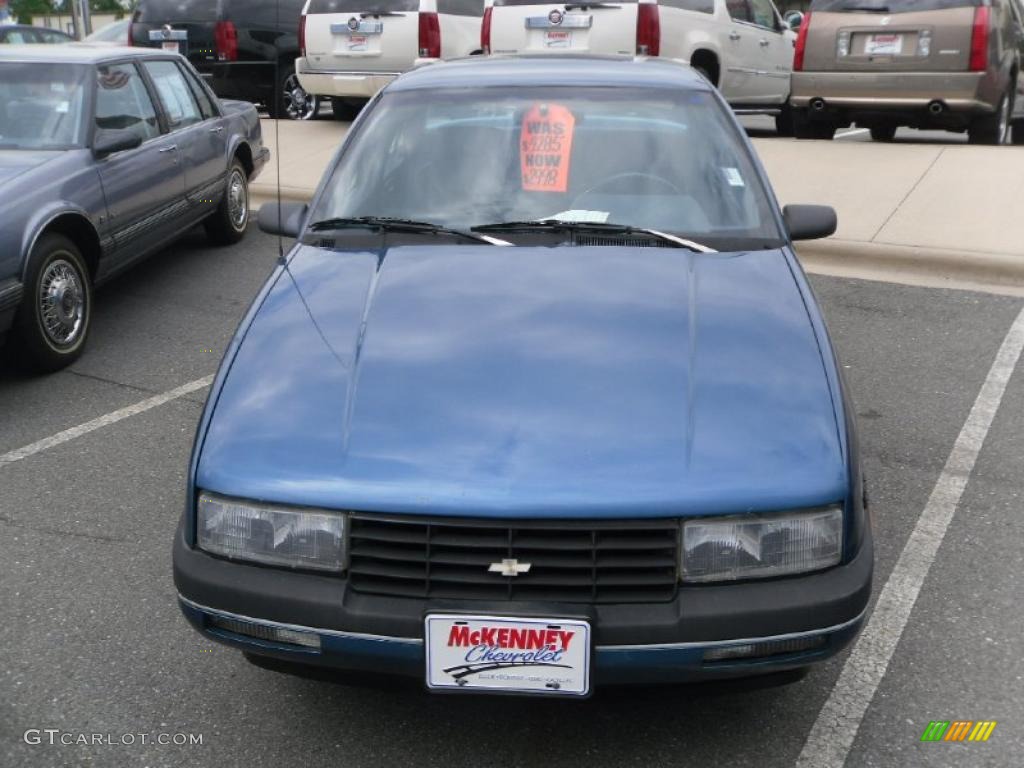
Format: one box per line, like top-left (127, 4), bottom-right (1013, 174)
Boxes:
top-left (681, 506), bottom-right (843, 583)
top-left (197, 492), bottom-right (346, 572)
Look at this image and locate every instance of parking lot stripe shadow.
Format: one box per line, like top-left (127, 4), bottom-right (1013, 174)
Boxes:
top-left (0, 375), bottom-right (214, 469)
top-left (796, 305), bottom-right (1024, 768)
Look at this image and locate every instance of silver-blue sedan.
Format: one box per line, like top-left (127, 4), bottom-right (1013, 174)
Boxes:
top-left (0, 45), bottom-right (269, 372)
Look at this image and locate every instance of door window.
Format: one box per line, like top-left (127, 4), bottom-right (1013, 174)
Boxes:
top-left (95, 63), bottom-right (161, 142)
top-left (143, 60), bottom-right (203, 130)
top-left (726, 0), bottom-right (754, 23)
top-left (178, 63), bottom-right (218, 120)
top-left (4, 29), bottom-right (38, 43)
top-left (748, 0), bottom-right (779, 29)
top-left (38, 29), bottom-right (71, 43)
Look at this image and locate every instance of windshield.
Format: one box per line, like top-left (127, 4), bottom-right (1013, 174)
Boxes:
top-left (312, 87), bottom-right (783, 249)
top-left (0, 63), bottom-right (89, 150)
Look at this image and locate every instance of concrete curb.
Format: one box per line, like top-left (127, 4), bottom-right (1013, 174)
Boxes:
top-left (797, 239), bottom-right (1024, 296)
top-left (251, 184), bottom-right (314, 210)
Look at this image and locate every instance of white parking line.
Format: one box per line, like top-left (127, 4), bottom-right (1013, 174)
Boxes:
top-left (797, 305), bottom-right (1024, 768)
top-left (0, 375), bottom-right (214, 469)
top-left (835, 128), bottom-right (870, 140)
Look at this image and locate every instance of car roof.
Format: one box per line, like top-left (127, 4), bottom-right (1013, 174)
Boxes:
top-left (389, 55), bottom-right (712, 93)
top-left (0, 42), bottom-right (171, 64)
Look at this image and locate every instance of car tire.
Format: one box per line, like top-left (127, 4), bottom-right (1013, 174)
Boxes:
top-left (270, 63), bottom-right (320, 120)
top-left (775, 103), bottom-right (795, 137)
top-left (869, 125), bottom-right (897, 142)
top-left (14, 233), bottom-right (92, 373)
top-left (968, 90), bottom-right (1012, 145)
top-left (793, 110), bottom-right (836, 140)
top-left (204, 159), bottom-right (250, 246)
top-left (331, 98), bottom-right (364, 121)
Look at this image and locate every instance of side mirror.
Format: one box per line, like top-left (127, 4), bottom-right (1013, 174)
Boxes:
top-left (92, 129), bottom-right (143, 157)
top-left (784, 10), bottom-right (805, 31)
top-left (258, 201), bottom-right (308, 238)
top-left (784, 204), bottom-right (837, 242)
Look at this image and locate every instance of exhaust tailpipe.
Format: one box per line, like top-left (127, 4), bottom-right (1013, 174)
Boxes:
top-left (927, 100), bottom-right (945, 115)
top-left (811, 98), bottom-right (827, 112)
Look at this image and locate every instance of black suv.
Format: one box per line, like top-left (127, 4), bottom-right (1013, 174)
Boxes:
top-left (130, 0), bottom-right (319, 119)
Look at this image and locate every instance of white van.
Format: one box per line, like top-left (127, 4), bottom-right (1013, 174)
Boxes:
top-left (483, 0), bottom-right (798, 132)
top-left (296, 0), bottom-right (484, 119)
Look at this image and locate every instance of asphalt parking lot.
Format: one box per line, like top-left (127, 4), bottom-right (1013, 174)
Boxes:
top-left (1, 227), bottom-right (1021, 767)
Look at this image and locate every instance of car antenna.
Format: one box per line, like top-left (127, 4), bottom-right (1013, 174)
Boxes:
top-left (275, 0), bottom-right (285, 263)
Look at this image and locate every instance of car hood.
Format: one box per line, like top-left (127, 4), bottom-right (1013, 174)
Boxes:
top-left (197, 245), bottom-right (845, 518)
top-left (0, 150), bottom-right (63, 186)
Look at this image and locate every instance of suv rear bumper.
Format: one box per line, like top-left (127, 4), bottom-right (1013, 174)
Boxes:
top-left (295, 58), bottom-right (439, 99)
top-left (791, 71), bottom-right (994, 114)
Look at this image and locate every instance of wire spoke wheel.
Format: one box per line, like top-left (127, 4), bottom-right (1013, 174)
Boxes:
top-left (38, 256), bottom-right (86, 347)
top-left (228, 168), bottom-right (248, 230)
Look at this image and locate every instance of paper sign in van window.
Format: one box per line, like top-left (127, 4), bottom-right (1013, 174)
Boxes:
top-left (520, 103), bottom-right (575, 193)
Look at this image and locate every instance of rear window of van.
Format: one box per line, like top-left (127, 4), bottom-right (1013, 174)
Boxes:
top-left (810, 0), bottom-right (981, 12)
top-left (307, 0), bottom-right (419, 11)
top-left (494, 0), bottom-right (636, 4)
top-left (137, 0), bottom-right (226, 22)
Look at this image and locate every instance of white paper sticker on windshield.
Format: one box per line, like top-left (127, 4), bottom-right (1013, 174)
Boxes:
top-left (55, 102), bottom-right (70, 114)
top-left (543, 210), bottom-right (610, 224)
top-left (722, 167), bottom-right (745, 187)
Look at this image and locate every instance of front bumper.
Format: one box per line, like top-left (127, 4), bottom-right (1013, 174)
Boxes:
top-left (791, 71), bottom-right (996, 115)
top-left (173, 521), bottom-right (873, 687)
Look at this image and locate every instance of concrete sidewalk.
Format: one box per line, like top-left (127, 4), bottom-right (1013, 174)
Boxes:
top-left (251, 118), bottom-right (1024, 294)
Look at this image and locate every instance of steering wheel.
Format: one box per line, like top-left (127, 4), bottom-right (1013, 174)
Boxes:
top-left (572, 172), bottom-right (683, 208)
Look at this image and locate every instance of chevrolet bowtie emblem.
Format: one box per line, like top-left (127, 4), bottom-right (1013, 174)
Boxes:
top-left (488, 558), bottom-right (532, 577)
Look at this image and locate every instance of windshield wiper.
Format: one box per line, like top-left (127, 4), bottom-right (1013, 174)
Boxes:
top-left (471, 220), bottom-right (716, 253)
top-left (308, 216), bottom-right (511, 246)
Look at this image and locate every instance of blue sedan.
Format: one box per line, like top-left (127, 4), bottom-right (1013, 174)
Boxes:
top-left (174, 56), bottom-right (872, 696)
top-left (0, 45), bottom-right (268, 372)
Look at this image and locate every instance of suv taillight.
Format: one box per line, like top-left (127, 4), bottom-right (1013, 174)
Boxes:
top-left (969, 6), bottom-right (989, 72)
top-left (299, 14), bottom-right (307, 58)
top-left (214, 20), bottom-right (238, 62)
top-left (419, 12), bottom-right (441, 58)
top-left (481, 7), bottom-right (492, 54)
top-left (636, 3), bottom-right (660, 57)
top-left (793, 12), bottom-right (812, 72)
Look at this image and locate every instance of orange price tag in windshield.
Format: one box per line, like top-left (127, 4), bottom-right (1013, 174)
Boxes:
top-left (520, 103), bottom-right (575, 193)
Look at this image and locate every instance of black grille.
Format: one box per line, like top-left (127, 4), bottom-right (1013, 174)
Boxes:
top-left (574, 235), bottom-right (659, 248)
top-left (348, 515), bottom-right (680, 604)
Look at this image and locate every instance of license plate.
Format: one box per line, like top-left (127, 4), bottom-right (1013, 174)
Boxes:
top-left (425, 614), bottom-right (591, 696)
top-left (348, 34), bottom-right (368, 51)
top-left (544, 30), bottom-right (572, 48)
top-left (161, 41), bottom-right (180, 53)
top-left (865, 34), bottom-right (903, 55)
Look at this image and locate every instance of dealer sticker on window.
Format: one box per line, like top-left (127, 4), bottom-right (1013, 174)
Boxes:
top-left (520, 103), bottom-right (576, 193)
top-left (425, 614), bottom-right (591, 696)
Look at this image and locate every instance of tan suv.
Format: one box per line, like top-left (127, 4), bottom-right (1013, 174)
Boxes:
top-left (790, 0), bottom-right (1024, 143)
